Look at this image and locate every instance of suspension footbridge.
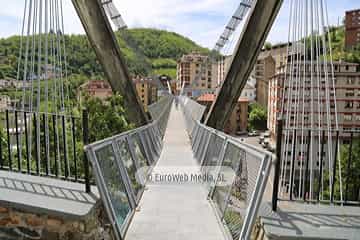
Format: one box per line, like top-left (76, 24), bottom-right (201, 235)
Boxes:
top-left (0, 0), bottom-right (360, 240)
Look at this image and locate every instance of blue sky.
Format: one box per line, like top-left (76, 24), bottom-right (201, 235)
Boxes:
top-left (0, 0), bottom-right (359, 49)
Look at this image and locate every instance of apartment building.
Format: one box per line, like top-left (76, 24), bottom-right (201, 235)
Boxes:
top-left (254, 43), bottom-right (290, 108)
top-left (345, 9), bottom-right (360, 49)
top-left (133, 76), bottom-right (158, 112)
top-left (216, 55), bottom-right (256, 102)
top-left (197, 93), bottom-right (249, 135)
top-left (255, 54), bottom-right (276, 108)
top-left (176, 52), bottom-right (217, 98)
top-left (268, 61), bottom-right (359, 191)
top-left (268, 61), bottom-right (360, 141)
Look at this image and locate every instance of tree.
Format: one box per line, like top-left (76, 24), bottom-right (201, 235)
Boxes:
top-left (82, 94), bottom-right (134, 142)
top-left (338, 139), bottom-right (360, 201)
top-left (248, 103), bottom-right (267, 131)
top-left (264, 42), bottom-right (272, 50)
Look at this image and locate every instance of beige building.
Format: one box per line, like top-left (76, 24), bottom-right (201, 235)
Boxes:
top-left (133, 76), bottom-right (158, 112)
top-left (268, 61), bottom-right (360, 143)
top-left (176, 52), bottom-right (217, 98)
top-left (254, 43), bottom-right (289, 108)
top-left (197, 93), bottom-right (249, 135)
top-left (216, 55), bottom-right (257, 102)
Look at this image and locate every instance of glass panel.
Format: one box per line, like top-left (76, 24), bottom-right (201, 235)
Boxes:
top-left (202, 134), bottom-right (224, 190)
top-left (203, 135), bottom-right (224, 166)
top-left (118, 139), bottom-right (144, 200)
top-left (130, 134), bottom-right (150, 169)
top-left (217, 143), bottom-right (248, 240)
top-left (196, 131), bottom-right (209, 161)
top-left (95, 145), bottom-right (132, 228)
top-left (193, 127), bottom-right (203, 151)
top-left (144, 130), bottom-right (159, 160)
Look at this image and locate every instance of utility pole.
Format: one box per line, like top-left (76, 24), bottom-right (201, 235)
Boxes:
top-left (72, 0), bottom-right (148, 127)
top-left (205, 0), bottom-right (283, 130)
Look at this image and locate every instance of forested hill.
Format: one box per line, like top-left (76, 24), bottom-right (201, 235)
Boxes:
top-left (0, 28), bottom-right (209, 80)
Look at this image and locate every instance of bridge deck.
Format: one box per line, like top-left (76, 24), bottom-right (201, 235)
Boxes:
top-left (126, 104), bottom-right (226, 240)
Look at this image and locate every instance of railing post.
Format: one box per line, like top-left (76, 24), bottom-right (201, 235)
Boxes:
top-left (71, 116), bottom-right (78, 181)
top-left (24, 112), bottom-right (30, 173)
top-left (42, 114), bottom-right (49, 176)
top-left (345, 132), bottom-right (354, 202)
top-left (330, 131), bottom-right (339, 204)
top-left (62, 115), bottom-right (69, 179)
top-left (272, 119), bottom-right (283, 211)
top-left (34, 113), bottom-right (40, 175)
top-left (317, 130), bottom-right (325, 202)
top-left (15, 110), bottom-right (21, 171)
top-left (6, 110), bottom-right (12, 171)
top-left (82, 109), bottom-right (91, 193)
top-left (52, 115), bottom-right (59, 177)
top-left (289, 129), bottom-right (297, 201)
top-left (303, 129), bottom-right (311, 201)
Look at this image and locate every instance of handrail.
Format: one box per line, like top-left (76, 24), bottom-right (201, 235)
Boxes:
top-left (178, 96), bottom-right (272, 240)
top-left (0, 109), bottom-right (91, 192)
top-left (84, 96), bottom-right (173, 240)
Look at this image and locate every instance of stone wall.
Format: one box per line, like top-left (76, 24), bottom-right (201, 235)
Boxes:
top-left (0, 204), bottom-right (115, 240)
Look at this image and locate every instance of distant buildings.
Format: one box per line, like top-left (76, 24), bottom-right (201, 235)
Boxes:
top-left (0, 79), bottom-right (26, 89)
top-left (132, 76), bottom-right (158, 112)
top-left (176, 52), bottom-right (217, 98)
top-left (78, 80), bottom-right (113, 102)
top-left (0, 95), bottom-right (11, 111)
top-left (215, 55), bottom-right (257, 102)
top-left (197, 93), bottom-right (249, 135)
top-left (268, 61), bottom-right (360, 143)
top-left (159, 75), bottom-right (176, 94)
top-left (254, 43), bottom-right (289, 108)
top-left (345, 9), bottom-right (360, 49)
top-left (78, 78), bottom-right (160, 112)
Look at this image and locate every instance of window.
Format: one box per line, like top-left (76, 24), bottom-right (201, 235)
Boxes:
top-left (347, 77), bottom-right (354, 84)
top-left (344, 115), bottom-right (352, 121)
top-left (345, 90), bottom-right (355, 97)
top-left (345, 101), bottom-right (354, 108)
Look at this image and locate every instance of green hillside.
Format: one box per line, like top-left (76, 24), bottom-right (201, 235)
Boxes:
top-left (0, 28), bottom-right (209, 80)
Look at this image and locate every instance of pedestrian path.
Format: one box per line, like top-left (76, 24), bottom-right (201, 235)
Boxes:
top-left (126, 104), bottom-right (226, 240)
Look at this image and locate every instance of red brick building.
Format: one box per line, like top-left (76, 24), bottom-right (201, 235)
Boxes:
top-left (345, 9), bottom-right (360, 49)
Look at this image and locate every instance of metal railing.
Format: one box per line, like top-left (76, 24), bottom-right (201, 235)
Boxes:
top-left (272, 120), bottom-right (360, 210)
top-left (0, 109), bottom-right (91, 192)
top-left (179, 96), bottom-right (272, 240)
top-left (84, 96), bottom-right (173, 240)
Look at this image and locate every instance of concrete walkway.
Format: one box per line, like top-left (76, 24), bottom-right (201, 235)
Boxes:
top-left (126, 104), bottom-right (226, 240)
